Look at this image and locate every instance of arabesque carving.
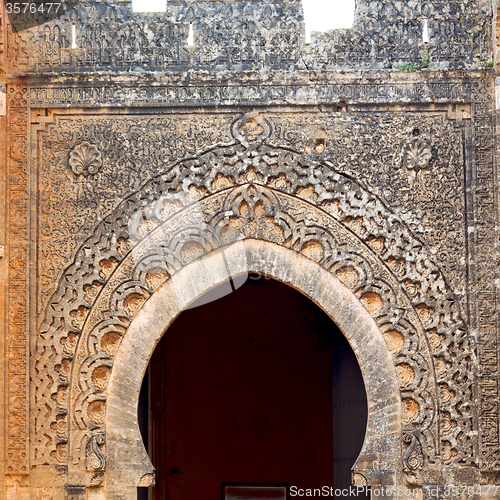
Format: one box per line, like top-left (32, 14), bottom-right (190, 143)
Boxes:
top-left (37, 109), bottom-right (466, 319)
top-left (86, 433), bottom-right (106, 472)
top-left (33, 112), bottom-right (473, 478)
top-left (6, 84), bottom-right (29, 475)
top-left (7, 0), bottom-right (491, 73)
top-left (403, 432), bottom-right (424, 471)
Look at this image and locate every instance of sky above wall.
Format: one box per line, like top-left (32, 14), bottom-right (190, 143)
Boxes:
top-left (132, 0), bottom-right (356, 33)
top-left (302, 0), bottom-right (355, 31)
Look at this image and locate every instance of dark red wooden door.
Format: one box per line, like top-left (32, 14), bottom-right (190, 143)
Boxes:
top-left (142, 275), bottom-right (366, 499)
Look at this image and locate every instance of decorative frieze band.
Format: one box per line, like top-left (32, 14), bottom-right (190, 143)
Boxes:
top-left (28, 81), bottom-right (473, 108)
top-left (471, 82), bottom-right (500, 468)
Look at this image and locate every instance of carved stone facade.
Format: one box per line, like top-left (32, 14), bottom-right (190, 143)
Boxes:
top-left (1, 0), bottom-right (500, 498)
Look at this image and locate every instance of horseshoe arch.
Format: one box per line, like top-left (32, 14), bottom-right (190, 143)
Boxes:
top-left (104, 238), bottom-right (402, 498)
top-left (33, 134), bottom-right (472, 498)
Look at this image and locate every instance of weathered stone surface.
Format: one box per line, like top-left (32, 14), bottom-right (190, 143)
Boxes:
top-left (6, 0), bottom-right (492, 73)
top-left (2, 0), bottom-right (500, 498)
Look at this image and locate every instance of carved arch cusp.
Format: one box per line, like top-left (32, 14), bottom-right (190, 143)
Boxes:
top-left (105, 239), bottom-right (402, 495)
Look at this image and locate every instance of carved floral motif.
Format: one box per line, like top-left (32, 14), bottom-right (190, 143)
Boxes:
top-left (232, 110), bottom-right (271, 148)
top-left (401, 137), bottom-right (432, 171)
top-left (69, 142), bottom-right (102, 176)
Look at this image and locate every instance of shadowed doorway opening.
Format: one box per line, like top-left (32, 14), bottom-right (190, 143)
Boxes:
top-left (138, 275), bottom-right (368, 499)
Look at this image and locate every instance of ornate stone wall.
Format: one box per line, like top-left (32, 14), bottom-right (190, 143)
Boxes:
top-left (5, 0), bottom-right (492, 73)
top-left (33, 112), bottom-right (470, 470)
top-left (2, 0), bottom-right (500, 499)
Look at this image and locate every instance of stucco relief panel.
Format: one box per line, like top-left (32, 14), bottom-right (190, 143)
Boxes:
top-left (268, 111), bottom-right (466, 313)
top-left (37, 110), bottom-right (467, 318)
top-left (32, 111), bottom-right (472, 477)
top-left (37, 113), bottom-right (234, 314)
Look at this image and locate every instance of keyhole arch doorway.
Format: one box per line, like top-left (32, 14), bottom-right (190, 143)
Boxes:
top-left (104, 239), bottom-right (402, 500)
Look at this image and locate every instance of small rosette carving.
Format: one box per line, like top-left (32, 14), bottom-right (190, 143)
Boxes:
top-left (401, 138), bottom-right (432, 171)
top-left (69, 142), bottom-right (102, 176)
top-left (231, 111), bottom-right (271, 148)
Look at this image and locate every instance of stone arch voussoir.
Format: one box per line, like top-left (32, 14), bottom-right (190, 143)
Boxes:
top-left (105, 239), bottom-right (402, 497)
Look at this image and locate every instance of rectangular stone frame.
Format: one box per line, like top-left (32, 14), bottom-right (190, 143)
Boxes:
top-left (2, 71), bottom-right (500, 497)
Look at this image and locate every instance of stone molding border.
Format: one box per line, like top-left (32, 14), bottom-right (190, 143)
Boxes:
top-left (27, 73), bottom-right (479, 109)
top-left (105, 239), bottom-right (402, 499)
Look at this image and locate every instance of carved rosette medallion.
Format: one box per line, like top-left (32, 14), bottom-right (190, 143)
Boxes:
top-left (69, 142), bottom-right (102, 176)
top-left (352, 473), bottom-right (367, 487)
top-left (401, 138), bottom-right (432, 172)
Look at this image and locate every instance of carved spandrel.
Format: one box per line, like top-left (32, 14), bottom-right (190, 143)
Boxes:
top-left (37, 113), bottom-right (234, 313)
top-left (37, 110), bottom-right (469, 323)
